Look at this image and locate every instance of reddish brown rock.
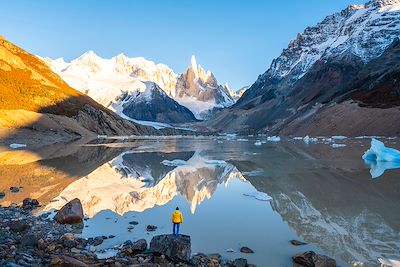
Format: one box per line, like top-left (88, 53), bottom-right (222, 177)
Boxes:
top-left (54, 198), bottom-right (84, 224)
top-left (50, 255), bottom-right (88, 267)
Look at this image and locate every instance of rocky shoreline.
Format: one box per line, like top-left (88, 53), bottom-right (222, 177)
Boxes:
top-left (0, 197), bottom-right (337, 267)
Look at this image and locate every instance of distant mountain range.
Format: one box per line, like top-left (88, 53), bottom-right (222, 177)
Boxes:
top-left (0, 36), bottom-right (188, 146)
top-left (1, 0), bottom-right (399, 138)
top-left (207, 0), bottom-right (400, 136)
top-left (42, 53), bottom-right (236, 122)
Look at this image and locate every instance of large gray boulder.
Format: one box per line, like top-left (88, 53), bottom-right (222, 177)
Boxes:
top-left (150, 234), bottom-right (191, 262)
top-left (293, 251), bottom-right (336, 267)
top-left (54, 198), bottom-right (84, 224)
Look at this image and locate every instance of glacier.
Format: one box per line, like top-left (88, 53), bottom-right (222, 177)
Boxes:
top-left (362, 138), bottom-right (400, 178)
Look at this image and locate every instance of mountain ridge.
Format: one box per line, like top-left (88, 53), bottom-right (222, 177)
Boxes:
top-left (42, 53), bottom-right (235, 121)
top-left (207, 0), bottom-right (400, 136)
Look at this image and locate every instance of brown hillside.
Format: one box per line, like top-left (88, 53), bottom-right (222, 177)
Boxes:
top-left (0, 36), bottom-right (102, 116)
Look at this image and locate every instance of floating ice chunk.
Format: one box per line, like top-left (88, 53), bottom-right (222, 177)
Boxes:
top-left (237, 138), bottom-right (249, 142)
top-left (378, 257), bottom-right (400, 267)
top-left (303, 136), bottom-right (318, 144)
top-left (161, 159), bottom-right (187, 167)
top-left (293, 137), bottom-right (303, 140)
top-left (225, 133), bottom-right (237, 140)
top-left (205, 160), bottom-right (227, 165)
top-left (332, 135), bottom-right (347, 140)
top-left (243, 191), bottom-right (272, 201)
top-left (226, 248), bottom-right (235, 253)
top-left (9, 143), bottom-right (27, 149)
top-left (95, 249), bottom-right (118, 259)
top-left (254, 141), bottom-right (262, 146)
top-left (363, 139), bottom-right (400, 162)
top-left (244, 152), bottom-right (260, 155)
top-left (331, 144), bottom-right (346, 148)
top-left (97, 135), bottom-right (108, 138)
top-left (362, 138), bottom-right (400, 178)
top-left (267, 136), bottom-right (281, 142)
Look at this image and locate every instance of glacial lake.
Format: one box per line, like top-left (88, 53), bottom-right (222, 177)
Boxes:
top-left (0, 136), bottom-right (399, 267)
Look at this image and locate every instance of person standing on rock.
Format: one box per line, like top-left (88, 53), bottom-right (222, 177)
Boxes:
top-left (172, 207), bottom-right (183, 236)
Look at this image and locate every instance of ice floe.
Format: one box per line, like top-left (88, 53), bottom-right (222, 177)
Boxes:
top-left (267, 136), bottom-right (281, 142)
top-left (303, 136), bottom-right (318, 144)
top-left (9, 143), bottom-right (27, 149)
top-left (243, 191), bottom-right (272, 201)
top-left (362, 138), bottom-right (400, 178)
top-left (332, 135), bottom-right (347, 140)
top-left (161, 159), bottom-right (187, 167)
top-left (254, 141), bottom-right (262, 146)
top-left (331, 144), bottom-right (346, 148)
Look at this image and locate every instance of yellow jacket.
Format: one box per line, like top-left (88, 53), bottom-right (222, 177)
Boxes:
top-left (172, 210), bottom-right (183, 224)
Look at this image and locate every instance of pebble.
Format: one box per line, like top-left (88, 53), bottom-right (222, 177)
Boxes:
top-left (9, 187), bottom-right (20, 193)
top-left (240, 246), bottom-right (254, 253)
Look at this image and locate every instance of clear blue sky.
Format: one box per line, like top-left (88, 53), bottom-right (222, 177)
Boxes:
top-left (0, 0), bottom-right (365, 90)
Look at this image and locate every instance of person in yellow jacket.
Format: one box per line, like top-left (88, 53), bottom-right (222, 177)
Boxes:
top-left (172, 207), bottom-right (183, 236)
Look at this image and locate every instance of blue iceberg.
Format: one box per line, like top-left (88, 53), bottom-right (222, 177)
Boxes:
top-left (362, 138), bottom-right (400, 178)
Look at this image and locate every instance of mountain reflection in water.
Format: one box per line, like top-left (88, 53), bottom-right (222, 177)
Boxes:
top-left (44, 151), bottom-right (245, 216)
top-left (0, 137), bottom-right (399, 266)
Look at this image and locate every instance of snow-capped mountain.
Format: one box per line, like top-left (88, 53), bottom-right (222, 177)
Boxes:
top-left (41, 53), bottom-right (234, 121)
top-left (210, 0), bottom-right (400, 135)
top-left (263, 0), bottom-right (400, 82)
top-left (175, 56), bottom-right (235, 119)
top-left (229, 85), bottom-right (250, 101)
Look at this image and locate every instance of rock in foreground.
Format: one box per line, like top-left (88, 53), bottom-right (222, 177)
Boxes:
top-left (150, 234), bottom-right (191, 262)
top-left (293, 251), bottom-right (336, 267)
top-left (54, 198), bottom-right (84, 224)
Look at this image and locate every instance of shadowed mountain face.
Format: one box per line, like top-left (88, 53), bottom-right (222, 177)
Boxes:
top-left (121, 82), bottom-right (198, 123)
top-left (207, 1), bottom-right (400, 136)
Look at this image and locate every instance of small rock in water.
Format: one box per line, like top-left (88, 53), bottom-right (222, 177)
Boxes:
top-left (292, 251), bottom-right (336, 267)
top-left (129, 221), bottom-right (139, 225)
top-left (226, 248), bottom-right (235, 253)
top-left (22, 198), bottom-right (40, 209)
top-left (93, 239), bottom-right (103, 246)
top-left (146, 225), bottom-right (157, 232)
top-left (233, 258), bottom-right (248, 267)
top-left (9, 186), bottom-right (20, 193)
top-left (290, 239), bottom-right (308, 246)
top-left (108, 235), bottom-right (115, 239)
top-left (240, 246), bottom-right (254, 253)
top-left (131, 239), bottom-right (147, 253)
top-left (54, 198), bottom-right (84, 224)
top-left (150, 234), bottom-right (191, 262)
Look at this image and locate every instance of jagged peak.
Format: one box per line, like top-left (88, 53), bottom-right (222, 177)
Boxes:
top-left (367, 0), bottom-right (400, 7)
top-left (77, 50), bottom-right (100, 61)
top-left (190, 55), bottom-right (198, 75)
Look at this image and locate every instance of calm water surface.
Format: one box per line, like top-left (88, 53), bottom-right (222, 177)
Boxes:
top-left (0, 137), bottom-right (399, 267)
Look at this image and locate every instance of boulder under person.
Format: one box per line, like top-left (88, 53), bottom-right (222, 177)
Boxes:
top-left (172, 207), bottom-right (183, 236)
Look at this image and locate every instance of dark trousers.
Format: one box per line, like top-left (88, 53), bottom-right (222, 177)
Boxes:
top-left (173, 223), bottom-right (180, 235)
